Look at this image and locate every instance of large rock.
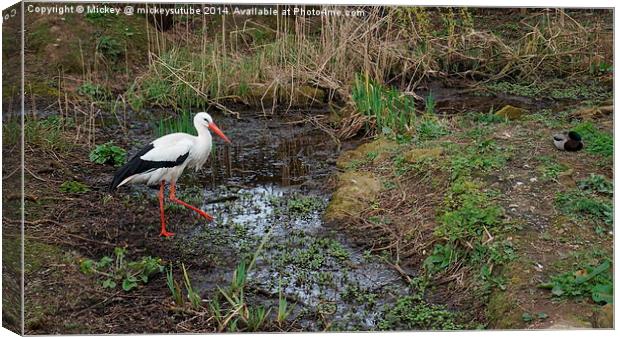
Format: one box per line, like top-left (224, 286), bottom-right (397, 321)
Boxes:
top-left (571, 105), bottom-right (614, 120)
top-left (495, 105), bottom-right (528, 120)
top-left (547, 318), bottom-right (592, 329)
top-left (403, 147), bottom-right (443, 164)
top-left (324, 171), bottom-right (381, 222)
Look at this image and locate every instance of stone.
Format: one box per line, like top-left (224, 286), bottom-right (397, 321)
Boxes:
top-left (403, 147), bottom-right (443, 164)
top-left (495, 105), bottom-right (528, 120)
top-left (336, 138), bottom-right (398, 169)
top-left (324, 171), bottom-right (381, 222)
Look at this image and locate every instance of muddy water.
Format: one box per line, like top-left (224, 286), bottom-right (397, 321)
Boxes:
top-left (170, 112), bottom-right (409, 330)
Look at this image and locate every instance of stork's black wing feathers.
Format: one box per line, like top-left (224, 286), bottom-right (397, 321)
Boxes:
top-left (109, 143), bottom-right (190, 191)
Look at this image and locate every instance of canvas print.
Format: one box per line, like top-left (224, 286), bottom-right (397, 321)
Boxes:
top-left (1, 2), bottom-right (614, 334)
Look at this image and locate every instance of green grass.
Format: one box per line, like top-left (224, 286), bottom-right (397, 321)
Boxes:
top-left (155, 110), bottom-right (196, 137)
top-left (15, 116), bottom-right (74, 152)
top-left (555, 190), bottom-right (612, 226)
top-left (540, 259), bottom-right (612, 304)
top-left (351, 73), bottom-right (416, 135)
top-left (572, 122), bottom-right (613, 157)
top-left (415, 116), bottom-right (448, 142)
top-left (166, 264), bottom-right (184, 306)
top-left (96, 35), bottom-right (123, 61)
top-left (486, 80), bottom-right (611, 102)
top-left (448, 140), bottom-right (508, 180)
top-left (578, 174), bottom-right (613, 196)
top-left (436, 179), bottom-right (503, 244)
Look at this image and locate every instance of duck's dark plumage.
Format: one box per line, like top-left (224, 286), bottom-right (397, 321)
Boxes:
top-left (553, 131), bottom-right (584, 152)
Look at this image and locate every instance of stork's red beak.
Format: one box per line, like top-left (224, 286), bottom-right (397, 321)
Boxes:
top-left (208, 122), bottom-right (231, 144)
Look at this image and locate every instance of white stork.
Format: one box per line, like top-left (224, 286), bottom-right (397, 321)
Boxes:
top-left (110, 112), bottom-right (231, 237)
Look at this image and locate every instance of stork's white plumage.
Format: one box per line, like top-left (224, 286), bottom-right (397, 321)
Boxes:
top-left (110, 112), bottom-right (231, 237)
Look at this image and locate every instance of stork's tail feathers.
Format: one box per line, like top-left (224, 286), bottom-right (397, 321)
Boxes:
top-left (110, 163), bottom-right (134, 191)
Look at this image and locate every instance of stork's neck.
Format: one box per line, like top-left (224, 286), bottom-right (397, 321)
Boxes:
top-left (195, 121), bottom-right (212, 143)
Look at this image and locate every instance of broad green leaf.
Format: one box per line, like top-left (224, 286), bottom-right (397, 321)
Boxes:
top-left (122, 277), bottom-right (138, 291)
top-left (102, 279), bottom-right (116, 289)
top-left (591, 284), bottom-right (613, 304)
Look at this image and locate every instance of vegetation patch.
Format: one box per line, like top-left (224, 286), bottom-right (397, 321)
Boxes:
top-left (79, 247), bottom-right (164, 292)
top-left (435, 179), bottom-right (503, 247)
top-left (89, 141), bottom-right (127, 166)
top-left (287, 195), bottom-right (325, 216)
top-left (77, 82), bottom-right (110, 101)
top-left (540, 259), bottom-right (612, 304)
top-left (578, 174), bottom-right (613, 196)
top-left (351, 73), bottom-right (417, 135)
top-left (572, 122), bottom-right (613, 157)
top-left (378, 294), bottom-right (462, 330)
top-left (60, 180), bottom-right (90, 194)
top-left (555, 190), bottom-right (612, 226)
top-left (448, 140), bottom-right (509, 179)
top-left (17, 116), bottom-right (74, 152)
top-left (537, 156), bottom-right (569, 181)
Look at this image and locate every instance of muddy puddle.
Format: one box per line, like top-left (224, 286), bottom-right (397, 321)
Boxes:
top-left (141, 112), bottom-right (412, 330)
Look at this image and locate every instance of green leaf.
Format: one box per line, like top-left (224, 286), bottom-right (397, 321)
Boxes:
top-left (102, 279), bottom-right (116, 289)
top-left (122, 277), bottom-right (138, 291)
top-left (537, 312), bottom-right (549, 320)
top-left (591, 284), bottom-right (613, 304)
top-left (96, 256), bottom-right (113, 269)
top-left (575, 260), bottom-right (610, 285)
top-left (522, 313), bottom-right (533, 322)
top-left (114, 247), bottom-right (126, 258)
top-left (551, 285), bottom-right (564, 296)
top-left (79, 259), bottom-right (95, 274)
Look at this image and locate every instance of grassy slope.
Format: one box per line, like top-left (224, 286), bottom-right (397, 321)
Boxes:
top-left (330, 105), bottom-right (613, 328)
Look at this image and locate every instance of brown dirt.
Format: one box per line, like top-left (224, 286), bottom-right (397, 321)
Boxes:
top-left (485, 116), bottom-right (613, 329)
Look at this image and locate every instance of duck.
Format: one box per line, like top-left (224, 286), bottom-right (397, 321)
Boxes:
top-left (553, 131), bottom-right (584, 152)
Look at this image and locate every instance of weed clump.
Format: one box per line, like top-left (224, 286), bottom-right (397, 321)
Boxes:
top-left (60, 181), bottom-right (90, 194)
top-left (77, 82), bottom-right (110, 101)
top-left (89, 142), bottom-right (127, 167)
top-left (80, 247), bottom-right (164, 292)
top-left (555, 190), bottom-right (612, 226)
top-left (578, 174), bottom-right (613, 196)
top-left (287, 195), bottom-right (325, 216)
top-left (378, 295), bottom-right (462, 330)
top-left (351, 73), bottom-right (416, 135)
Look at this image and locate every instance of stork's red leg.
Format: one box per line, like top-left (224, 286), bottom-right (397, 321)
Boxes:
top-left (159, 181), bottom-right (175, 237)
top-left (169, 183), bottom-right (214, 221)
